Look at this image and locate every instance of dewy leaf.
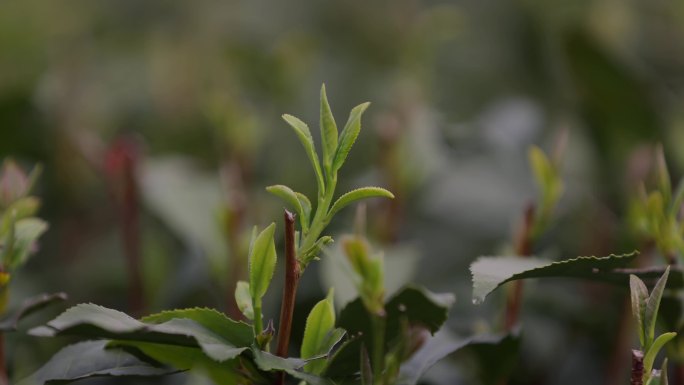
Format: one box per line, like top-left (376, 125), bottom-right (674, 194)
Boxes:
top-left (301, 289), bottom-right (336, 374)
top-left (282, 114), bottom-right (326, 193)
top-left (332, 102), bottom-right (370, 172)
top-left (470, 251), bottom-right (640, 304)
top-left (328, 187), bottom-right (394, 218)
top-left (249, 223), bottom-right (277, 300)
top-left (29, 304), bottom-right (252, 362)
top-left (644, 332), bottom-right (677, 376)
top-left (235, 281), bottom-right (254, 320)
top-left (266, 185), bottom-right (308, 232)
top-left (17, 340), bottom-right (175, 385)
top-left (645, 266), bottom-right (671, 348)
top-left (630, 275), bottom-right (649, 347)
top-left (0, 292), bottom-right (67, 331)
top-left (320, 84), bottom-right (338, 175)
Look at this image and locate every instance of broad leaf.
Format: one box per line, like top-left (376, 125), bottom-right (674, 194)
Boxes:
top-left (0, 292), bottom-right (67, 331)
top-left (470, 251), bottom-right (640, 304)
top-left (235, 281), bottom-right (254, 320)
top-left (17, 340), bottom-right (175, 385)
top-left (645, 267), bottom-right (670, 347)
top-left (328, 187), bottom-right (394, 218)
top-left (249, 223), bottom-right (277, 300)
top-left (320, 84), bottom-right (338, 175)
top-left (630, 275), bottom-right (649, 347)
top-left (332, 102), bottom-right (370, 172)
top-left (301, 290), bottom-right (336, 374)
top-left (30, 304), bottom-right (251, 362)
top-left (266, 185), bottom-right (308, 232)
top-left (282, 114), bottom-right (325, 192)
top-left (251, 346), bottom-right (333, 385)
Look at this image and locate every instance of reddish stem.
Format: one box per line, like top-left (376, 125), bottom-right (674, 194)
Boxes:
top-left (504, 204), bottom-right (534, 331)
top-left (275, 210), bottom-right (300, 384)
top-left (106, 138), bottom-right (144, 316)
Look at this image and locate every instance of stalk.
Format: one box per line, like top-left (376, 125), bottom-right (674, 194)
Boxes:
top-left (632, 349), bottom-right (644, 385)
top-left (504, 204), bottom-right (534, 331)
top-left (371, 313), bottom-right (386, 383)
top-left (0, 333), bottom-right (5, 385)
top-left (276, 211), bottom-right (301, 380)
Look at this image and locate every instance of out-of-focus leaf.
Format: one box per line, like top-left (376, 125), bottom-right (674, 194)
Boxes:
top-left (29, 304), bottom-right (251, 362)
top-left (235, 281), bottom-right (254, 320)
top-left (645, 267), bottom-right (670, 347)
top-left (3, 218), bottom-right (48, 269)
top-left (282, 114), bottom-right (325, 192)
top-left (328, 187), bottom-right (394, 218)
top-left (17, 340), bottom-right (175, 385)
top-left (320, 84), bottom-right (338, 175)
top-left (249, 223), bottom-right (277, 301)
top-left (0, 292), bottom-right (67, 331)
top-left (631, 275), bottom-right (649, 347)
top-left (452, 333), bottom-right (521, 385)
top-left (470, 251), bottom-right (640, 304)
top-left (332, 102), bottom-right (370, 172)
top-left (0, 196), bottom-right (40, 234)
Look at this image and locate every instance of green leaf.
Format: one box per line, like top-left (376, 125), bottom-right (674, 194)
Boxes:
top-left (141, 307), bottom-right (254, 347)
top-left (300, 236), bottom-right (334, 266)
top-left (644, 332), bottom-right (676, 376)
top-left (0, 197), bottom-right (40, 234)
top-left (630, 275), bottom-right (649, 347)
top-left (328, 187), bottom-right (394, 218)
top-left (4, 218), bottom-right (48, 270)
top-left (470, 251), bottom-right (640, 304)
top-left (332, 102), bottom-right (370, 172)
top-left (235, 281), bottom-right (254, 320)
top-left (251, 346), bottom-right (333, 385)
top-left (301, 289), bottom-right (336, 374)
top-left (296, 192), bottom-right (312, 226)
top-left (249, 223), bottom-right (277, 301)
top-left (17, 340), bottom-right (175, 385)
top-left (320, 84), bottom-right (338, 176)
top-left (266, 185), bottom-right (309, 232)
top-left (282, 114), bottom-right (326, 193)
top-left (29, 304), bottom-right (252, 362)
top-left (0, 292), bottom-right (67, 331)
top-left (450, 333), bottom-right (521, 385)
top-left (645, 267), bottom-right (671, 348)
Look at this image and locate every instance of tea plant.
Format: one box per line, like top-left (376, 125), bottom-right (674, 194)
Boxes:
top-left (629, 268), bottom-right (675, 385)
top-left (20, 86), bottom-right (460, 385)
top-left (0, 160), bottom-right (65, 385)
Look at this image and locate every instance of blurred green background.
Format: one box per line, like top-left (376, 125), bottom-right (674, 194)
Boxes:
top-left (2, 0), bottom-right (684, 384)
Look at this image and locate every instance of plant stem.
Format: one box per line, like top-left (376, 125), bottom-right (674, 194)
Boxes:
top-left (632, 349), bottom-right (644, 385)
top-left (276, 210), bottom-right (300, 384)
top-left (254, 299), bottom-right (263, 337)
top-left (371, 313), bottom-right (386, 384)
top-left (504, 204), bottom-right (534, 331)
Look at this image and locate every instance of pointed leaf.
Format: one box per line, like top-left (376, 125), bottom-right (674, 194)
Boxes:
top-left (630, 275), bottom-right (649, 347)
top-left (0, 292), bottom-right (67, 331)
top-left (266, 185), bottom-right (308, 232)
top-left (300, 236), bottom-right (334, 266)
top-left (29, 304), bottom-right (252, 362)
top-left (328, 187), bottom-right (394, 218)
top-left (644, 332), bottom-right (676, 376)
top-left (282, 114), bottom-right (325, 193)
top-left (301, 289), bottom-right (336, 374)
top-left (17, 340), bottom-right (175, 385)
top-left (320, 84), bottom-right (338, 175)
top-left (470, 251), bottom-right (640, 304)
top-left (332, 102), bottom-right (370, 172)
top-left (249, 223), bottom-right (277, 300)
top-left (235, 281), bottom-right (254, 320)
top-left (646, 267), bottom-right (671, 347)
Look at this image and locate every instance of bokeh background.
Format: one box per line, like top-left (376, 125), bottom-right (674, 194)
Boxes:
top-left (2, 0), bottom-right (684, 384)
